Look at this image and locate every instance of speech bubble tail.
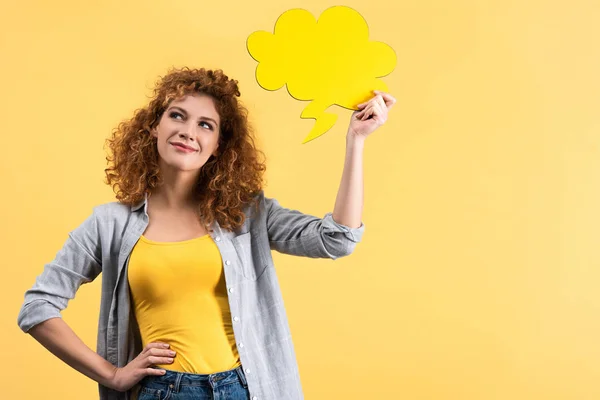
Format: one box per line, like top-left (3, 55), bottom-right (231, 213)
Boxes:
top-left (300, 101), bottom-right (337, 143)
top-left (301, 113), bottom-right (338, 144)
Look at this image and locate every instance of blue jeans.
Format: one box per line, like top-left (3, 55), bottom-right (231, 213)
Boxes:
top-left (138, 365), bottom-right (250, 400)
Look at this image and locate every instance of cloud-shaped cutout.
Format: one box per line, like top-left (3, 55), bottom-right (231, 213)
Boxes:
top-left (247, 6), bottom-right (397, 143)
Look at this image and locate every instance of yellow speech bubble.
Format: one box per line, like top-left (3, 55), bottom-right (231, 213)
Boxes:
top-left (247, 6), bottom-right (397, 143)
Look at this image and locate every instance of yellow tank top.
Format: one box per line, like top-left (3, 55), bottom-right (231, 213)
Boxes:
top-left (127, 234), bottom-right (241, 374)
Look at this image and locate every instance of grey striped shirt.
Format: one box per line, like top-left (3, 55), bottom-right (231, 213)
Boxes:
top-left (17, 191), bottom-right (365, 399)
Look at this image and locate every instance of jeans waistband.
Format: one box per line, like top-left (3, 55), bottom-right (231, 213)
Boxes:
top-left (141, 365), bottom-right (248, 391)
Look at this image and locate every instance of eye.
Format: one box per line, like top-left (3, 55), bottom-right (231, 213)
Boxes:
top-left (169, 111), bottom-right (183, 120)
top-left (199, 121), bottom-right (214, 130)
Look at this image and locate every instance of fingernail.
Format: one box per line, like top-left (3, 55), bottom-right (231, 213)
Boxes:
top-left (163, 344), bottom-right (169, 348)
top-left (169, 351), bottom-right (176, 356)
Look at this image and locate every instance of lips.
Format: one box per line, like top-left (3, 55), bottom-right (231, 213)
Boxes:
top-left (170, 142), bottom-right (198, 152)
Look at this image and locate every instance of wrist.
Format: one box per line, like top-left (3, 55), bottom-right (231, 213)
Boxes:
top-left (346, 132), bottom-right (366, 150)
top-left (99, 364), bottom-right (120, 390)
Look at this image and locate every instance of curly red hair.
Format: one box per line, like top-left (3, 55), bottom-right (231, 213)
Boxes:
top-left (104, 67), bottom-right (266, 230)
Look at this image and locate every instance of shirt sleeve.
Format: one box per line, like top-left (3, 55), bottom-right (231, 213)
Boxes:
top-left (17, 207), bottom-right (103, 333)
top-left (263, 195), bottom-right (365, 259)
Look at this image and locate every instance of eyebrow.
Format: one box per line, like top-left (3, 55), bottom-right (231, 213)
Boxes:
top-left (167, 106), bottom-right (219, 126)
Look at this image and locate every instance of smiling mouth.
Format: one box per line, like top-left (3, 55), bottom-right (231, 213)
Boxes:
top-left (171, 143), bottom-right (198, 153)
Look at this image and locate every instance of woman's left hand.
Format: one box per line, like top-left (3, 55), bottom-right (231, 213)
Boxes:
top-left (348, 91), bottom-right (397, 140)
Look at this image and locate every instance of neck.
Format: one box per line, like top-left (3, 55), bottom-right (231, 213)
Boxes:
top-left (151, 164), bottom-right (201, 210)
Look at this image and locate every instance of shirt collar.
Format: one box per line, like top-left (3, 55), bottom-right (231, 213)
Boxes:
top-left (130, 192), bottom-right (149, 213)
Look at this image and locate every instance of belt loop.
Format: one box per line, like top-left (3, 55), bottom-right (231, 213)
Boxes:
top-left (173, 372), bottom-right (183, 393)
top-left (236, 365), bottom-right (248, 388)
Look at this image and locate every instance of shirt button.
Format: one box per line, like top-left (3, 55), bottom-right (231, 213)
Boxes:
top-left (228, 287), bottom-right (234, 293)
top-left (245, 368), bottom-right (251, 374)
top-left (233, 316), bottom-right (240, 322)
top-left (225, 260), bottom-right (231, 266)
top-left (252, 397), bottom-right (258, 400)
top-left (215, 236), bottom-right (221, 242)
top-left (238, 342), bottom-right (244, 348)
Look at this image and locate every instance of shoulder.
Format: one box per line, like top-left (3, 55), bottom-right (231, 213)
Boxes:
top-left (92, 200), bottom-right (136, 224)
top-left (238, 190), bottom-right (271, 229)
top-left (243, 190), bottom-right (276, 216)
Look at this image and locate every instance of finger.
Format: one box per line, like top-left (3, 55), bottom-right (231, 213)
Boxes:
top-left (147, 356), bottom-right (175, 366)
top-left (373, 103), bottom-right (388, 124)
top-left (359, 94), bottom-right (380, 110)
top-left (145, 342), bottom-right (170, 350)
top-left (358, 107), bottom-right (369, 121)
top-left (361, 105), bottom-right (374, 121)
top-left (148, 348), bottom-right (175, 358)
top-left (366, 104), bottom-right (379, 120)
top-left (355, 106), bottom-right (370, 118)
top-left (374, 101), bottom-right (387, 118)
top-left (148, 348), bottom-right (177, 357)
top-left (375, 95), bottom-right (387, 111)
top-left (373, 90), bottom-right (396, 105)
top-left (145, 368), bottom-right (167, 376)
top-left (365, 101), bottom-right (385, 125)
top-left (370, 94), bottom-right (386, 111)
top-left (373, 91), bottom-right (397, 108)
top-left (143, 342), bottom-right (170, 354)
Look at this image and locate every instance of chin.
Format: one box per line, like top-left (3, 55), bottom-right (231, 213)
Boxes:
top-left (160, 158), bottom-right (203, 172)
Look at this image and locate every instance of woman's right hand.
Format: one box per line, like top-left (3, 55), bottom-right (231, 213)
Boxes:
top-left (109, 342), bottom-right (175, 392)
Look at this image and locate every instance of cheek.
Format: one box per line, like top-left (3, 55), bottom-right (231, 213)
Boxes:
top-left (155, 136), bottom-right (172, 157)
top-left (213, 132), bottom-right (221, 148)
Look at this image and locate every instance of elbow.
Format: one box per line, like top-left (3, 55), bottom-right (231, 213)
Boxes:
top-left (17, 299), bottom-right (62, 333)
top-left (320, 216), bottom-right (365, 259)
top-left (325, 239), bottom-right (359, 260)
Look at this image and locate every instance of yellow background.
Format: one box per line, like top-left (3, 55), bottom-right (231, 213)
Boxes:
top-left (1, 0), bottom-right (599, 399)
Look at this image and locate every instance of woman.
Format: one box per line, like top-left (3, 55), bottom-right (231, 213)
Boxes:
top-left (17, 67), bottom-right (396, 400)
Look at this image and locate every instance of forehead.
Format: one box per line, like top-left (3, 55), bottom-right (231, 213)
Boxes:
top-left (168, 94), bottom-right (220, 123)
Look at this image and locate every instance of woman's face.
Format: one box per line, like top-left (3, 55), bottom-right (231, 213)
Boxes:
top-left (152, 93), bottom-right (221, 172)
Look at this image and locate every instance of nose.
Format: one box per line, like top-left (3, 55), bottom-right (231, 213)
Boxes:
top-left (179, 121), bottom-right (197, 141)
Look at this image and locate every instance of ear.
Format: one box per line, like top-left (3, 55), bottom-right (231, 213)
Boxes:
top-left (151, 127), bottom-right (158, 138)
